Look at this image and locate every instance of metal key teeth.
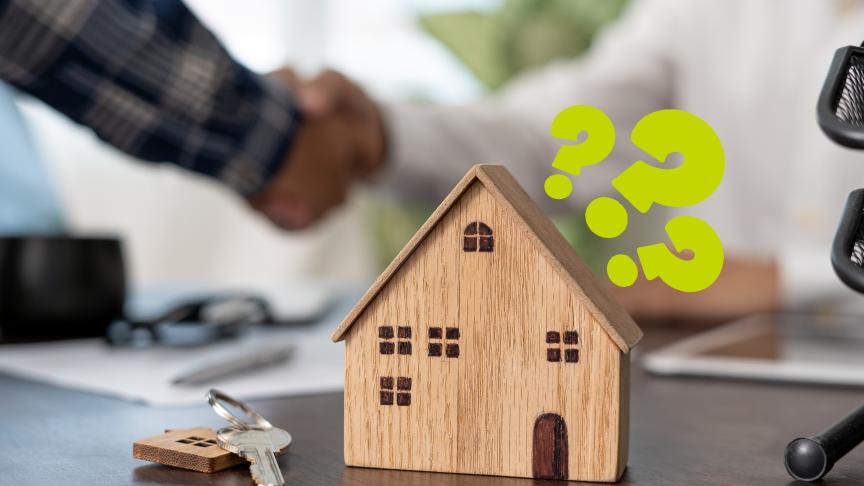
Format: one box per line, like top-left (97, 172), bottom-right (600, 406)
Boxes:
top-left (248, 458), bottom-right (279, 485)
top-left (217, 427), bottom-right (292, 486)
top-left (245, 447), bottom-right (283, 486)
top-left (206, 390), bottom-right (291, 486)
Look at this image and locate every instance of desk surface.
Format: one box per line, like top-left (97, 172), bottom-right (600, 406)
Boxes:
top-left (2, 330), bottom-right (864, 486)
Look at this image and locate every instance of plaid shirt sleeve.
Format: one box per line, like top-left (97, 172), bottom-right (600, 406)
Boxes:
top-left (0, 0), bottom-right (301, 196)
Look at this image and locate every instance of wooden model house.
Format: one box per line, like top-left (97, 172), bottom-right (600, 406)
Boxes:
top-left (331, 165), bottom-right (642, 482)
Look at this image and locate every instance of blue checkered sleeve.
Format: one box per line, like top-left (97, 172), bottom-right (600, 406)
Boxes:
top-left (0, 0), bottom-right (300, 195)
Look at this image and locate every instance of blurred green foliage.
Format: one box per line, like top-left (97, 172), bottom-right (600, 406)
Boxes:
top-left (420, 0), bottom-right (629, 90)
top-left (366, 0), bottom-right (629, 272)
top-left (365, 200), bottom-right (435, 271)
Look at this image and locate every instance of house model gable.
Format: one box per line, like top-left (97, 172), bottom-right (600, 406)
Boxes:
top-left (332, 164), bottom-right (642, 482)
top-left (331, 164), bottom-right (642, 351)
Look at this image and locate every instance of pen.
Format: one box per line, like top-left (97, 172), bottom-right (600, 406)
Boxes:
top-left (171, 344), bottom-right (295, 386)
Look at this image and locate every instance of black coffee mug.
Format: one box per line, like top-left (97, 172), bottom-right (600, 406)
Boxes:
top-left (0, 236), bottom-right (126, 342)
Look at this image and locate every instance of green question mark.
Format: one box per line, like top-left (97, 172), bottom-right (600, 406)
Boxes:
top-left (542, 105), bottom-right (726, 292)
top-left (544, 105), bottom-right (616, 200)
top-left (578, 108), bottom-right (725, 292)
top-left (610, 109), bottom-right (724, 213)
top-left (607, 215), bottom-right (724, 293)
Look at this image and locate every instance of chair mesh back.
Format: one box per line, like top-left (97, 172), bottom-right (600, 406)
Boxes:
top-left (836, 54), bottom-right (864, 126)
top-left (853, 218), bottom-right (864, 267)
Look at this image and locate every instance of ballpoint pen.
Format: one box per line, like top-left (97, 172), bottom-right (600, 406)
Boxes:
top-left (172, 344), bottom-right (295, 386)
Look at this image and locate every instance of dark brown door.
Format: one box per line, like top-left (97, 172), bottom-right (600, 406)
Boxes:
top-left (532, 413), bottom-right (568, 480)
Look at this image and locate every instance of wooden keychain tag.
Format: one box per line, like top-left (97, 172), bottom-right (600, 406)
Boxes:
top-left (133, 427), bottom-right (245, 473)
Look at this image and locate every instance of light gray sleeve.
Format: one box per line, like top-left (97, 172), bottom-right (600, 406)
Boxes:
top-left (378, 0), bottom-right (683, 214)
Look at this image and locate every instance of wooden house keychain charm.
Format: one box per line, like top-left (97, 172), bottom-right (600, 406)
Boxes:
top-left (331, 165), bottom-right (642, 482)
top-left (133, 428), bottom-right (245, 473)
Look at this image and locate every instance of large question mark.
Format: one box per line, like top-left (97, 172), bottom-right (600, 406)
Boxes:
top-left (577, 108), bottom-right (726, 292)
top-left (610, 109), bottom-right (724, 213)
top-left (543, 105), bottom-right (616, 200)
top-left (607, 216), bottom-right (724, 293)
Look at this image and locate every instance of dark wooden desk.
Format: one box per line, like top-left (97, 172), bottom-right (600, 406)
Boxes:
top-left (2, 330), bottom-right (864, 485)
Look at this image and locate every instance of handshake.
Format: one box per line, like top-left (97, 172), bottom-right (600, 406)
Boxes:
top-left (248, 69), bottom-right (386, 230)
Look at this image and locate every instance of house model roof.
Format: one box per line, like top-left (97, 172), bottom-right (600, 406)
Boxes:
top-left (331, 164), bottom-right (643, 353)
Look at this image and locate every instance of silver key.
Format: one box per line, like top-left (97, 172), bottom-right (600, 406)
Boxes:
top-left (217, 426), bottom-right (292, 486)
top-left (206, 390), bottom-right (292, 486)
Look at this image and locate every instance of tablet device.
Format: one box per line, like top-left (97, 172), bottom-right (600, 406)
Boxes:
top-left (642, 313), bottom-right (864, 386)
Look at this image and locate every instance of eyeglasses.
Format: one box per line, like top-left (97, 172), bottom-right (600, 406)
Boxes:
top-left (106, 295), bottom-right (273, 347)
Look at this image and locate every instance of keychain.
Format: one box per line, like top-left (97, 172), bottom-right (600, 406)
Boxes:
top-left (132, 389), bottom-right (292, 486)
top-left (207, 389), bottom-right (293, 486)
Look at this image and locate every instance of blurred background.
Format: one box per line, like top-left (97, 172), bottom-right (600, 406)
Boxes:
top-left (14, 0), bottom-right (627, 291)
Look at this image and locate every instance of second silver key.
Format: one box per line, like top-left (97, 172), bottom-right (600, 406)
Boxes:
top-left (217, 426), bottom-right (292, 486)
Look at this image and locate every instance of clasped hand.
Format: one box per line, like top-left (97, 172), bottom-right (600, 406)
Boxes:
top-left (248, 70), bottom-right (385, 230)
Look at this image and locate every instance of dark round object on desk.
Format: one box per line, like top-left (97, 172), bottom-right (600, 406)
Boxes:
top-left (784, 404), bottom-right (864, 482)
top-left (785, 437), bottom-right (829, 482)
top-left (0, 236), bottom-right (126, 341)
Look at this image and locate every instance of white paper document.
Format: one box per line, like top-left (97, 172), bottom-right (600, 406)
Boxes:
top-left (0, 284), bottom-right (349, 406)
top-left (0, 323), bottom-right (344, 406)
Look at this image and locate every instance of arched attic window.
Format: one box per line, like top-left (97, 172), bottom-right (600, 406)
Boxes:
top-left (463, 222), bottom-right (493, 252)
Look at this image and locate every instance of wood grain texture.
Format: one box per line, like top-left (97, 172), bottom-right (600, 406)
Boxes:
top-left (331, 165), bottom-right (642, 352)
top-left (476, 165), bottom-right (641, 351)
top-left (8, 329), bottom-right (864, 485)
top-left (616, 350), bottom-right (630, 480)
top-left (132, 427), bottom-right (244, 473)
top-left (342, 180), bottom-right (629, 481)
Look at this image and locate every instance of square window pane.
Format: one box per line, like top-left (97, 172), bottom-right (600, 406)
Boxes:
top-left (380, 342), bottom-right (395, 355)
top-left (565, 349), bottom-right (579, 363)
top-left (397, 393), bottom-right (411, 406)
top-left (479, 236), bottom-right (494, 252)
top-left (380, 376), bottom-right (393, 389)
top-left (446, 343), bottom-right (460, 358)
top-left (564, 331), bottom-right (579, 345)
top-left (463, 236), bottom-right (478, 252)
top-left (398, 341), bottom-right (412, 355)
top-left (446, 327), bottom-right (460, 339)
top-left (378, 326), bottom-right (394, 339)
top-left (428, 343), bottom-right (442, 357)
top-left (397, 377), bottom-right (412, 390)
top-left (428, 327), bottom-right (442, 339)
top-left (380, 391), bottom-right (394, 405)
top-left (398, 326), bottom-right (411, 339)
top-left (547, 348), bottom-right (561, 362)
top-left (546, 331), bottom-right (560, 343)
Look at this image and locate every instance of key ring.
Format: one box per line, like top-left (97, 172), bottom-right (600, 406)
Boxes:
top-left (206, 389), bottom-right (273, 431)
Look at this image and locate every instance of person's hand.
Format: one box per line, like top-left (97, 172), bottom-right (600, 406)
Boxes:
top-left (271, 68), bottom-right (387, 177)
top-left (247, 114), bottom-right (369, 230)
top-left (249, 69), bottom-right (386, 230)
top-left (611, 256), bottom-right (780, 327)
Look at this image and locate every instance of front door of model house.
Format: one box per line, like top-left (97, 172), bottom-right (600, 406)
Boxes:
top-left (532, 413), bottom-right (568, 480)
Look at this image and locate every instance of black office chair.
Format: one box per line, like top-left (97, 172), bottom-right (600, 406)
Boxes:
top-left (784, 41), bottom-right (864, 482)
top-left (819, 43), bottom-right (864, 293)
